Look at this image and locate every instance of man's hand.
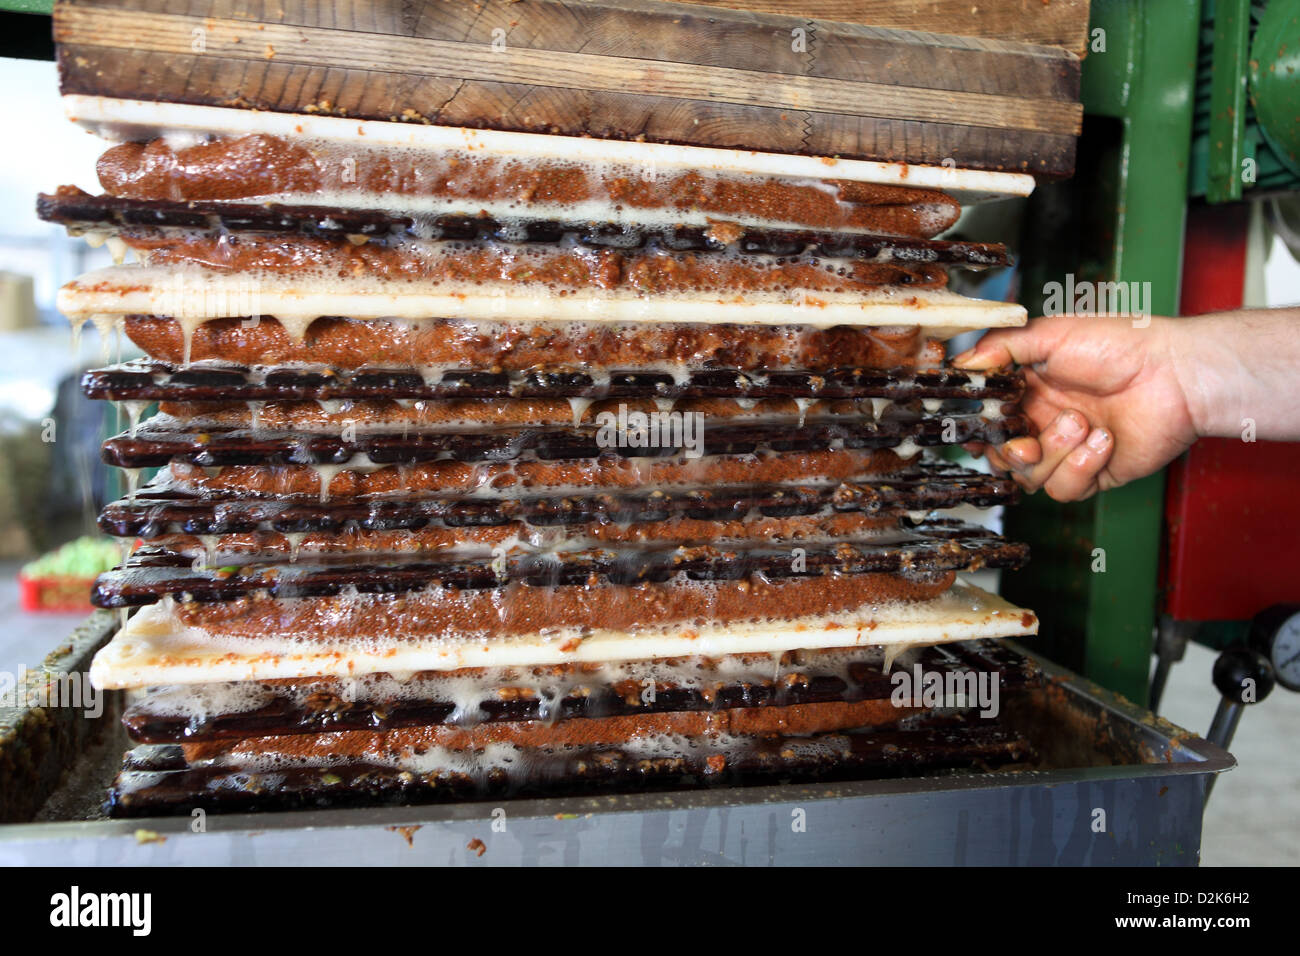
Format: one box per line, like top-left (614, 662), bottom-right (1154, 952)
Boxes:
top-left (953, 314), bottom-right (1199, 502)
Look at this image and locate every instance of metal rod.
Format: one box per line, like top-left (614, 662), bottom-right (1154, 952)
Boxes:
top-left (1204, 699), bottom-right (1243, 802)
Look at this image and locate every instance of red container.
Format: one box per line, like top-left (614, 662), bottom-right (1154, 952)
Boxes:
top-left (17, 573), bottom-right (97, 613)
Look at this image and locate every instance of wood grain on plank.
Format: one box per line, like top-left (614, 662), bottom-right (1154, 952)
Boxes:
top-left (677, 0), bottom-right (1092, 57)
top-left (55, 0), bottom-right (1082, 175)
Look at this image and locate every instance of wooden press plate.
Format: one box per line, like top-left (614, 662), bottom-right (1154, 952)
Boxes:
top-left (53, 0), bottom-right (1082, 177)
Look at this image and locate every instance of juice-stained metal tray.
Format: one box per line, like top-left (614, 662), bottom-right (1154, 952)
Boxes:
top-left (0, 612), bottom-right (1233, 866)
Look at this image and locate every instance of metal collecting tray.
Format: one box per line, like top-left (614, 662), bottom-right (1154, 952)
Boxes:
top-left (0, 612), bottom-right (1233, 866)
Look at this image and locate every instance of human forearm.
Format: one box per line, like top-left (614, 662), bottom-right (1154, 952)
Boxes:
top-left (1169, 309), bottom-right (1300, 441)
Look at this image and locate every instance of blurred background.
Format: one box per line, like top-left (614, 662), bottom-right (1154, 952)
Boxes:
top-left (0, 54), bottom-right (127, 679)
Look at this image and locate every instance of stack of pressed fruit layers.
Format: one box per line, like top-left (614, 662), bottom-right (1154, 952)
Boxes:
top-left (42, 100), bottom-right (1039, 814)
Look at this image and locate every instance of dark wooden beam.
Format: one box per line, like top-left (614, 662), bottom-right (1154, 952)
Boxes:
top-left (55, 0), bottom-right (1082, 176)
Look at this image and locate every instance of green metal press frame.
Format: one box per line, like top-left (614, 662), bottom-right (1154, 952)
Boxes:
top-left (0, 1), bottom-right (52, 14)
top-left (1005, 0), bottom-right (1202, 706)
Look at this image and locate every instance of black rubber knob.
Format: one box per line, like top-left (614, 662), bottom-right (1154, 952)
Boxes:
top-left (1212, 647), bottom-right (1276, 704)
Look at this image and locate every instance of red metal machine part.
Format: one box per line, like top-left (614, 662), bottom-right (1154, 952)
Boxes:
top-left (1163, 202), bottom-right (1300, 623)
